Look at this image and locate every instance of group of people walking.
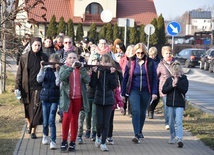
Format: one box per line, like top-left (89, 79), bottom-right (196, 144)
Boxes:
top-left (15, 33), bottom-right (188, 152)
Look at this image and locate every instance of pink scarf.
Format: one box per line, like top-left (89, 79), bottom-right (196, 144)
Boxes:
top-left (64, 46), bottom-right (75, 52)
top-left (95, 46), bottom-right (110, 55)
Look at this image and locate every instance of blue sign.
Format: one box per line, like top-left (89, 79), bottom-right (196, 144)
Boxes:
top-left (167, 21), bottom-right (181, 36)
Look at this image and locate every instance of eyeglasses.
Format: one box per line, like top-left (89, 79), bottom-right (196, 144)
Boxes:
top-left (136, 52), bottom-right (144, 55)
top-left (64, 42), bottom-right (72, 44)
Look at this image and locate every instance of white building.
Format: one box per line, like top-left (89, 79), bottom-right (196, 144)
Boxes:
top-left (186, 9), bottom-right (212, 35)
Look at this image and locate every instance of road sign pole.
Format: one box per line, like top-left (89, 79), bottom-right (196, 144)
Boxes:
top-left (124, 18), bottom-right (127, 47)
top-left (172, 36), bottom-right (174, 54)
top-left (147, 27), bottom-right (151, 50)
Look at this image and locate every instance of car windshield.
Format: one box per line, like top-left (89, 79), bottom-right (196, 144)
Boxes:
top-left (192, 50), bottom-right (205, 56)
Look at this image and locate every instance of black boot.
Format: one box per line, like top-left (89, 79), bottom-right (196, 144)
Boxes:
top-left (149, 111), bottom-right (154, 119)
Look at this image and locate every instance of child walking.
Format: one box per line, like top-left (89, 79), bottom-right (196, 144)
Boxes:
top-left (59, 51), bottom-right (90, 152)
top-left (90, 54), bottom-right (119, 151)
top-left (106, 86), bottom-right (124, 145)
top-left (162, 61), bottom-right (189, 148)
top-left (37, 53), bottom-right (61, 149)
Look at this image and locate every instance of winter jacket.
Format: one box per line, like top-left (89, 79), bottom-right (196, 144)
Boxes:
top-left (113, 86), bottom-right (124, 110)
top-left (121, 56), bottom-right (158, 96)
top-left (37, 67), bottom-right (60, 103)
top-left (162, 75), bottom-right (189, 108)
top-left (89, 68), bottom-right (118, 106)
top-left (42, 46), bottom-right (55, 58)
top-left (59, 65), bottom-right (90, 112)
top-left (157, 59), bottom-right (175, 97)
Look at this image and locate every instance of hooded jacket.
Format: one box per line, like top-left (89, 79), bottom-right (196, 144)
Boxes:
top-left (162, 74), bottom-right (189, 108)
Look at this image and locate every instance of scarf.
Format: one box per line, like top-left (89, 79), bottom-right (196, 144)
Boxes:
top-left (64, 46), bottom-right (75, 52)
top-left (95, 46), bottom-right (110, 55)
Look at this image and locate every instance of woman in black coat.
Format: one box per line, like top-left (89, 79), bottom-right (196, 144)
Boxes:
top-left (15, 37), bottom-right (48, 139)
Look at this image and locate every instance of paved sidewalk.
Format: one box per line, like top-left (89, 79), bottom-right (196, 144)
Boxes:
top-left (8, 57), bottom-right (213, 155)
top-left (13, 110), bottom-right (213, 155)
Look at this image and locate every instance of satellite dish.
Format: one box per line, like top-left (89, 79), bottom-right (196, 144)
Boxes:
top-left (100, 10), bottom-right (112, 23)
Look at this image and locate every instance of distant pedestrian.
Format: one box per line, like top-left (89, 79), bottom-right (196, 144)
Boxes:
top-left (157, 46), bottom-right (175, 130)
top-left (147, 47), bottom-right (160, 119)
top-left (42, 37), bottom-right (55, 58)
top-left (16, 34), bottom-right (31, 65)
top-left (162, 61), bottom-right (189, 148)
top-left (37, 53), bottom-right (60, 149)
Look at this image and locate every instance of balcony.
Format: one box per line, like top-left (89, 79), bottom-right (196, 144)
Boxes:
top-left (83, 14), bottom-right (102, 22)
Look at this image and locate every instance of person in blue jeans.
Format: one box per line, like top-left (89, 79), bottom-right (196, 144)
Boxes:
top-left (157, 46), bottom-right (175, 130)
top-left (162, 61), bottom-right (188, 148)
top-left (37, 53), bottom-right (61, 150)
top-left (121, 43), bottom-right (158, 144)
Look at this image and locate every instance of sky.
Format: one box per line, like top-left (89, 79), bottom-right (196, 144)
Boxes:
top-left (153, 0), bottom-right (214, 20)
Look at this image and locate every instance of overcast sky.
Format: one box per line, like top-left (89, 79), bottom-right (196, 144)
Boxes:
top-left (153, 0), bottom-right (214, 20)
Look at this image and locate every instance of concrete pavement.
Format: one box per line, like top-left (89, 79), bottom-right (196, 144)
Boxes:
top-left (7, 57), bottom-right (213, 155)
top-left (13, 111), bottom-right (214, 155)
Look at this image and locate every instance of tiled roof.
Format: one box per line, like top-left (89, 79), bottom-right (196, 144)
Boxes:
top-left (27, 0), bottom-right (74, 22)
top-left (116, 0), bottom-right (157, 25)
top-left (190, 9), bottom-right (212, 19)
top-left (26, 0), bottom-right (157, 25)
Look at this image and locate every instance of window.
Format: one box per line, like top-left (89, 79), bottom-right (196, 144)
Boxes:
top-left (85, 3), bottom-right (103, 14)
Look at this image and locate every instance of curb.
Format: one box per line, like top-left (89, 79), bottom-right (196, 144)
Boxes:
top-left (13, 124), bottom-right (26, 155)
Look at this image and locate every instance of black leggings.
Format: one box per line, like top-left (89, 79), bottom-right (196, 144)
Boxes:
top-left (96, 104), bottom-right (113, 144)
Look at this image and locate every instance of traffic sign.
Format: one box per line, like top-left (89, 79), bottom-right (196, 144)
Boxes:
top-left (100, 10), bottom-right (113, 23)
top-left (144, 24), bottom-right (155, 35)
top-left (118, 18), bottom-right (134, 27)
top-left (167, 21), bottom-right (181, 36)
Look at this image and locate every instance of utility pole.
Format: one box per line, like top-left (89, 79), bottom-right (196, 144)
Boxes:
top-left (0, 0), bottom-right (6, 93)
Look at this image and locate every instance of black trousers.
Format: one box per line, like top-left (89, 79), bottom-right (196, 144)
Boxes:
top-left (96, 104), bottom-right (113, 144)
top-left (107, 109), bottom-right (115, 138)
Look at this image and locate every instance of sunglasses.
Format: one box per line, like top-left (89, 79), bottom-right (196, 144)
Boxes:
top-left (136, 52), bottom-right (144, 55)
top-left (64, 42), bottom-right (72, 44)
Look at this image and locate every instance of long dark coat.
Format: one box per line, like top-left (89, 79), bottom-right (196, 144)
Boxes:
top-left (15, 51), bottom-right (48, 126)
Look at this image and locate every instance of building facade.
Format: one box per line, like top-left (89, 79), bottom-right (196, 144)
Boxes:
top-left (15, 0), bottom-right (157, 38)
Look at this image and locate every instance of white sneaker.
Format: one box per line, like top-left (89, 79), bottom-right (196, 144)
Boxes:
top-left (106, 137), bottom-right (114, 145)
top-left (168, 137), bottom-right (176, 144)
top-left (95, 136), bottom-right (101, 148)
top-left (165, 125), bottom-right (169, 130)
top-left (42, 135), bottom-right (49, 145)
top-left (50, 141), bottom-right (56, 150)
top-left (100, 143), bottom-right (108, 151)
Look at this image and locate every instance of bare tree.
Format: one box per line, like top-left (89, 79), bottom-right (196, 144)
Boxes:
top-left (0, 0), bottom-right (47, 93)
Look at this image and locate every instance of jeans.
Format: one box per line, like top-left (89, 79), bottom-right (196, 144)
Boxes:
top-left (85, 99), bottom-right (97, 132)
top-left (129, 90), bottom-right (150, 136)
top-left (42, 101), bottom-right (58, 142)
top-left (161, 96), bottom-right (169, 125)
top-left (168, 107), bottom-right (184, 140)
top-left (78, 110), bottom-right (86, 137)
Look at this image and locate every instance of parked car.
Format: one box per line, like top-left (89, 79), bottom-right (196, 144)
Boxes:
top-left (174, 48), bottom-right (205, 68)
top-left (199, 48), bottom-right (214, 71)
top-left (208, 59), bottom-right (214, 73)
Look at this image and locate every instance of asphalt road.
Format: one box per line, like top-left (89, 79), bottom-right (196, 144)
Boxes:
top-left (185, 67), bottom-right (214, 114)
